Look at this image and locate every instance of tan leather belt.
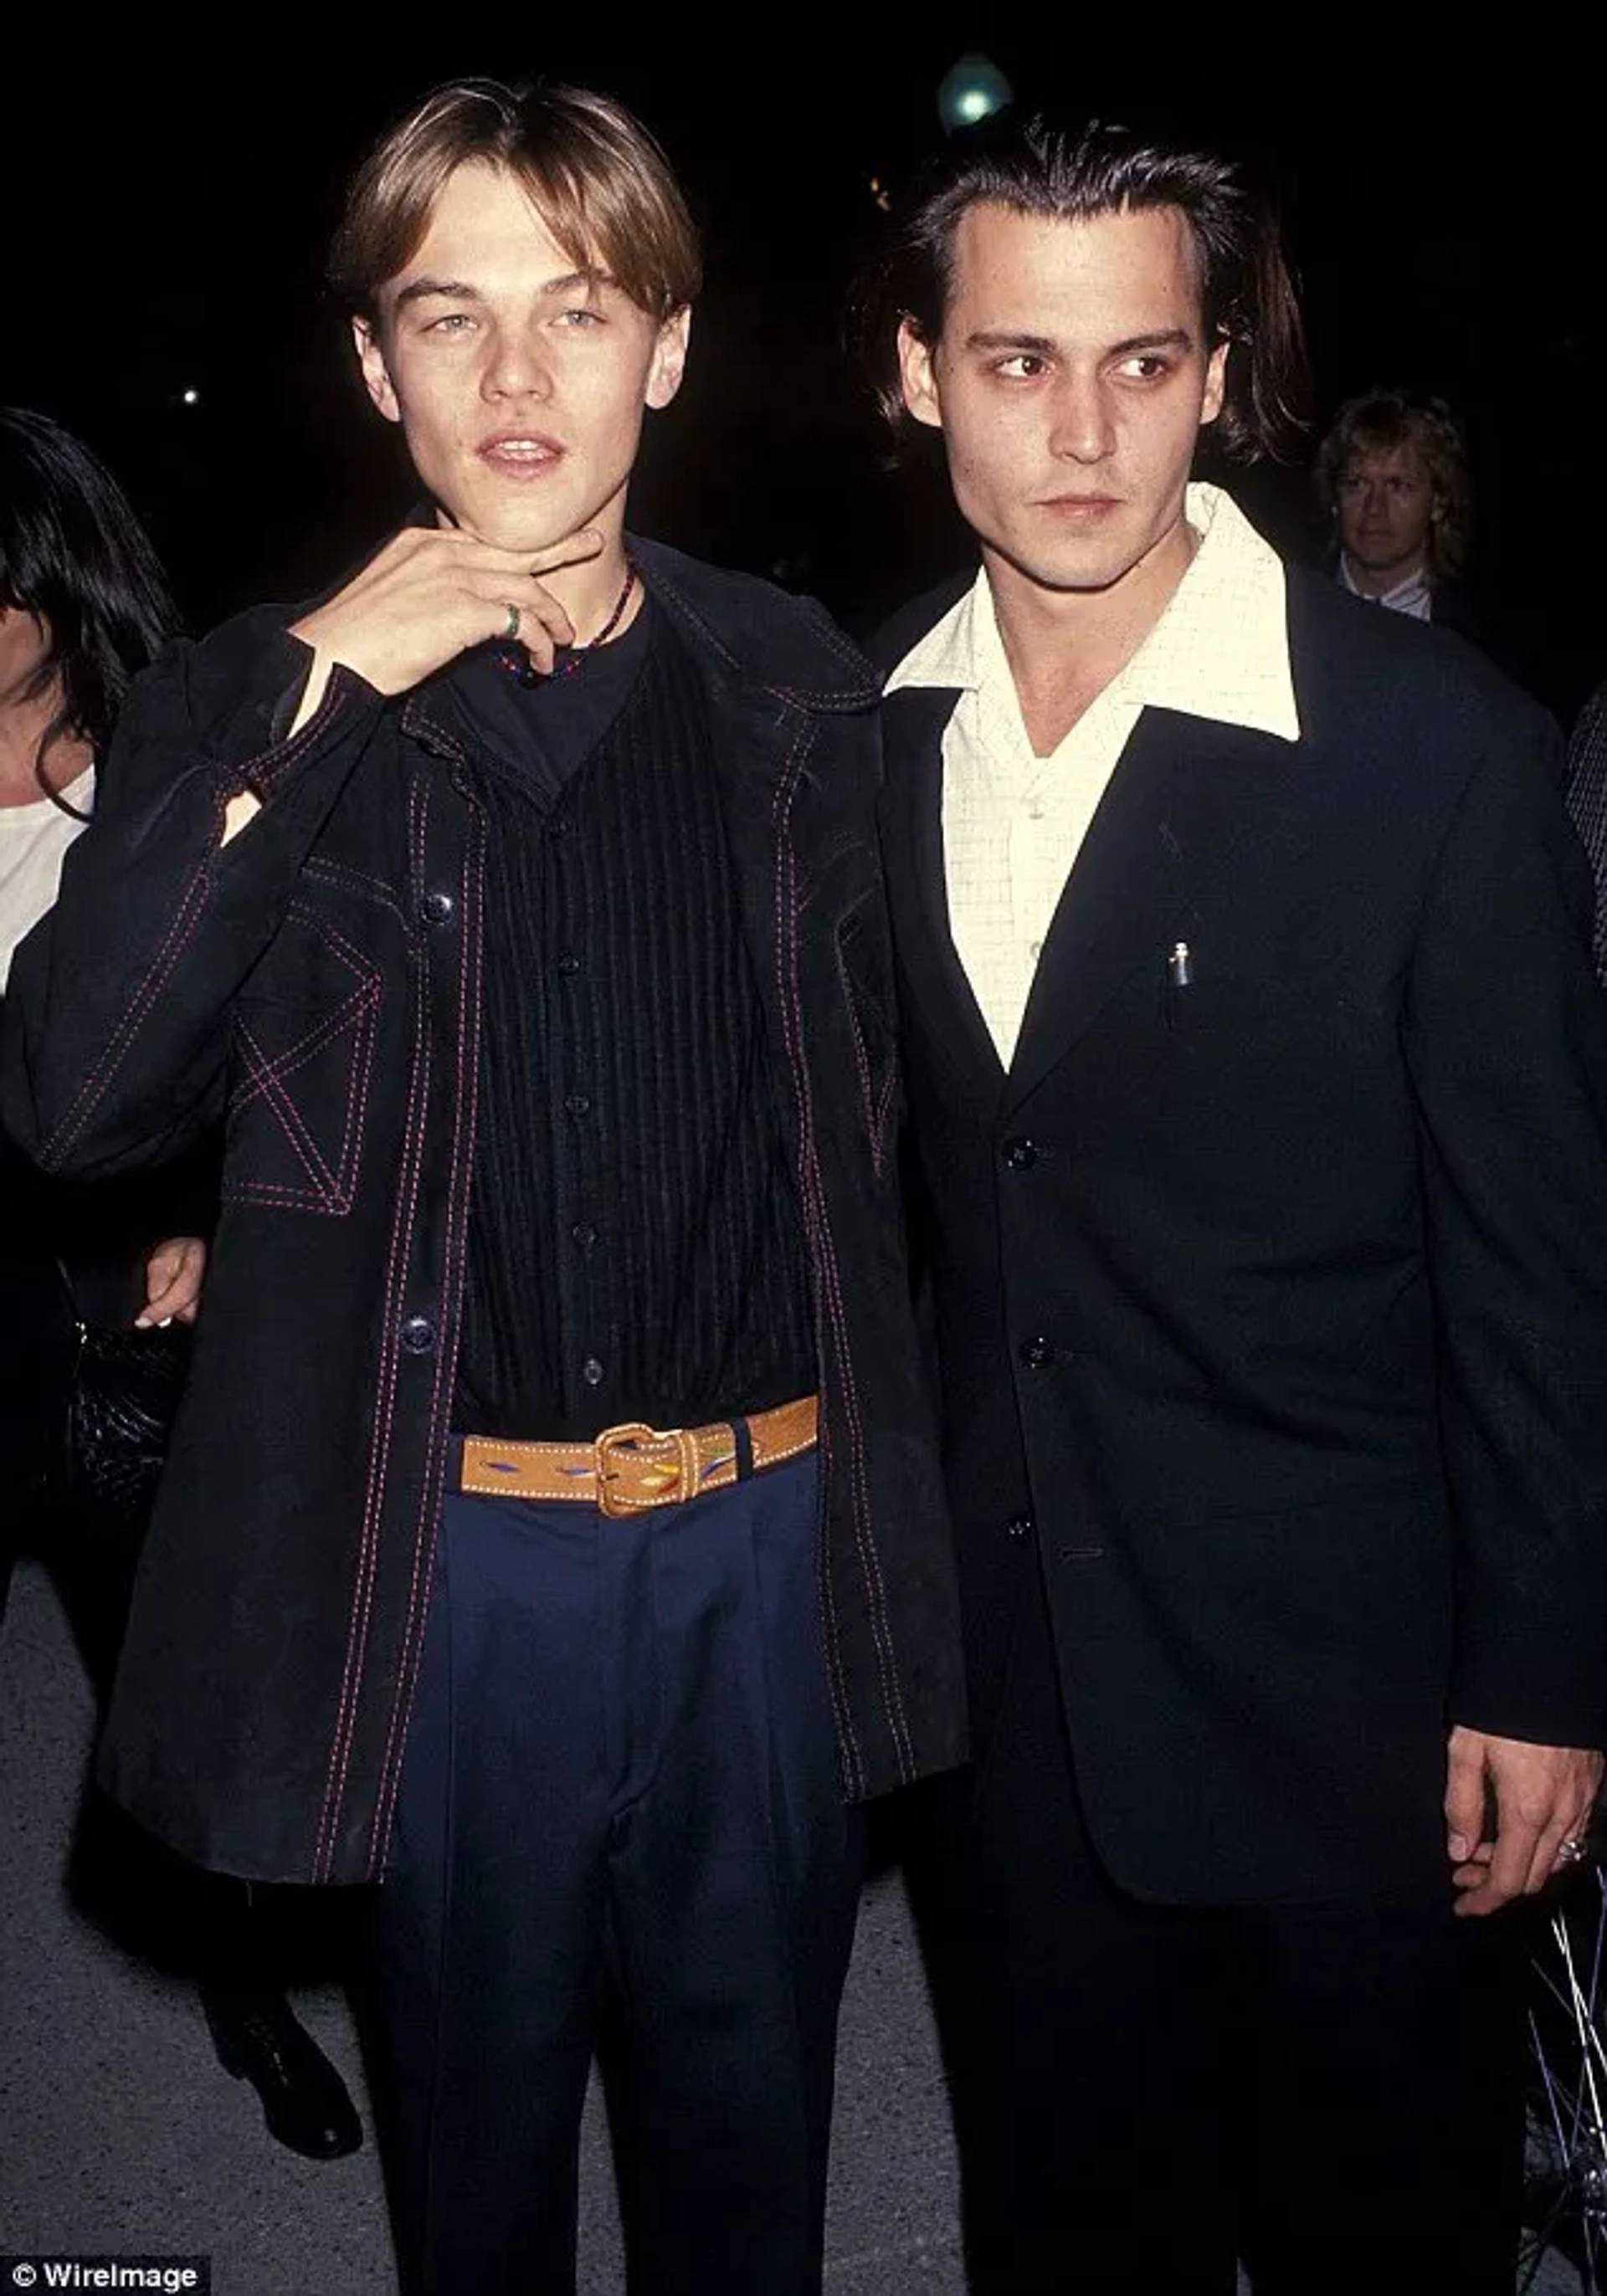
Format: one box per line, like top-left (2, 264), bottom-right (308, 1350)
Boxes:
top-left (459, 1395), bottom-right (819, 1519)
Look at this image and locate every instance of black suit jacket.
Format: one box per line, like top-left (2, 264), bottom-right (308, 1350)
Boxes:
top-left (880, 567), bottom-right (1607, 1905)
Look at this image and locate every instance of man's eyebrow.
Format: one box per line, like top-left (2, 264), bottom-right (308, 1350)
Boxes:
top-left (962, 326), bottom-right (1198, 357)
top-left (541, 267), bottom-right (618, 298)
top-left (1108, 328), bottom-right (1196, 356)
top-left (393, 275), bottom-right (484, 312)
top-left (391, 267), bottom-right (618, 313)
top-left (965, 330), bottom-right (1060, 357)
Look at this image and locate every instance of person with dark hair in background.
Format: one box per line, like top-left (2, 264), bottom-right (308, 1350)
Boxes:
top-left (1314, 387), bottom-right (1479, 633)
top-left (3, 79), bottom-right (963, 2296)
top-left (0, 405), bottom-right (361, 2163)
top-left (856, 111), bottom-right (1607, 2294)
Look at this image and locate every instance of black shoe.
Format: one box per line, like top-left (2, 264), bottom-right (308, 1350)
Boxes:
top-left (202, 1984), bottom-right (363, 2160)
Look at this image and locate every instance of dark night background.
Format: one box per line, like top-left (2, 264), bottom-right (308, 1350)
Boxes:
top-left (9, 31), bottom-right (1604, 716)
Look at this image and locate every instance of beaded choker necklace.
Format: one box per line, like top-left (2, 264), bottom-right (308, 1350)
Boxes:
top-left (499, 557), bottom-right (639, 687)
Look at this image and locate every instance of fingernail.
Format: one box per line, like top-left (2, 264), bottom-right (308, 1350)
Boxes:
top-left (1448, 1833), bottom-right (1469, 1859)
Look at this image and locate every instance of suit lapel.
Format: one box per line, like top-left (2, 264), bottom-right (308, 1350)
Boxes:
top-left (881, 685), bottom-right (1005, 1100)
top-left (1004, 709), bottom-right (1291, 1110)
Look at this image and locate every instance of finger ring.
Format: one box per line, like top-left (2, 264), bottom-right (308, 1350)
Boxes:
top-left (503, 602), bottom-right (521, 642)
top-left (1558, 1836), bottom-right (1590, 1865)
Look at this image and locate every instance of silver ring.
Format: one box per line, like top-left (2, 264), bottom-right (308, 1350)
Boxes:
top-left (1558, 1836), bottom-right (1590, 1866)
top-left (503, 602), bottom-right (521, 643)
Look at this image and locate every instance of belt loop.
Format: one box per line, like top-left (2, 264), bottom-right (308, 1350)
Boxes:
top-left (675, 1427), bottom-right (700, 1504)
top-left (732, 1415), bottom-right (755, 1481)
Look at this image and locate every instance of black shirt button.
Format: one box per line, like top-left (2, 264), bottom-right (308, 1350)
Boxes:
top-left (572, 1222), bottom-right (598, 1249)
top-left (401, 1314), bottom-right (436, 1356)
top-left (1020, 1336), bottom-right (1055, 1371)
top-left (1007, 1511), bottom-right (1035, 1542)
top-left (1003, 1136), bottom-right (1038, 1171)
top-left (420, 889), bottom-right (454, 926)
top-left (564, 1092), bottom-right (591, 1116)
top-left (581, 1356), bottom-right (605, 1387)
top-left (557, 951), bottom-right (581, 976)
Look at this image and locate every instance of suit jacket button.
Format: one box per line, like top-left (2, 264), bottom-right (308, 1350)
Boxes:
top-left (420, 889), bottom-right (454, 926)
top-left (401, 1314), bottom-right (436, 1355)
top-left (1003, 1136), bottom-right (1038, 1171)
top-left (1019, 1336), bottom-right (1055, 1371)
top-left (1007, 1511), bottom-right (1035, 1542)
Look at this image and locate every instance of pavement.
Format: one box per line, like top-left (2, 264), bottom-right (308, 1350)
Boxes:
top-left (0, 1555), bottom-right (1582, 2295)
top-left (0, 1556), bottom-right (963, 2296)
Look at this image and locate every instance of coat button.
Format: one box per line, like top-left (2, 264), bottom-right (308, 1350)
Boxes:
top-left (420, 889), bottom-right (454, 926)
top-left (1007, 1511), bottom-right (1035, 1542)
top-left (1003, 1137), bottom-right (1037, 1171)
top-left (401, 1314), bottom-right (435, 1355)
top-left (581, 1356), bottom-right (605, 1386)
top-left (557, 951), bottom-right (581, 976)
top-left (1019, 1336), bottom-right (1055, 1370)
top-left (564, 1092), bottom-right (592, 1116)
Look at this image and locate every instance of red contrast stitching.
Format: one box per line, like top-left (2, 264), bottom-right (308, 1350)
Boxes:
top-left (40, 855), bottom-right (213, 1169)
top-left (313, 773), bottom-right (434, 1879)
top-left (367, 792), bottom-right (485, 1873)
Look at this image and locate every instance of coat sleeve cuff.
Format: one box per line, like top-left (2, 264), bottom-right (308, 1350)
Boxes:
top-left (190, 620), bottom-right (380, 804)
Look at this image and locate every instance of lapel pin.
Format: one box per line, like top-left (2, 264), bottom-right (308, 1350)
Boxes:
top-left (1168, 940), bottom-right (1194, 989)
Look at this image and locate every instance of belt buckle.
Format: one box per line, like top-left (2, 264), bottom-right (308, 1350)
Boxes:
top-left (594, 1421), bottom-right (696, 1517)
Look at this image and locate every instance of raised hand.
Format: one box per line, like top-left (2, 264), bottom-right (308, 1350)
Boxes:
top-left (289, 523), bottom-right (605, 711)
top-left (218, 525), bottom-right (607, 843)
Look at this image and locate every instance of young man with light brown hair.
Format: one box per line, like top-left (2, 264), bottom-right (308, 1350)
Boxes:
top-left (5, 77), bottom-right (963, 2296)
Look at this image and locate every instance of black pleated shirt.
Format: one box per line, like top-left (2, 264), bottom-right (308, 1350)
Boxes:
top-left (444, 599), bottom-right (816, 1439)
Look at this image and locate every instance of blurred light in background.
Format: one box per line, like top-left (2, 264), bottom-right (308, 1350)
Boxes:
top-left (937, 54), bottom-right (1013, 133)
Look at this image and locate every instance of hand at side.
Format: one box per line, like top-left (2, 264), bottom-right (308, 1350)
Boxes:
top-left (1444, 1725), bottom-right (1603, 1915)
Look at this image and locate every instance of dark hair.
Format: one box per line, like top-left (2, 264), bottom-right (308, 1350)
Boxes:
top-left (852, 111), bottom-right (1309, 463)
top-left (1314, 388), bottom-right (1471, 584)
top-left (0, 407), bottom-right (180, 808)
top-left (329, 77), bottom-right (701, 326)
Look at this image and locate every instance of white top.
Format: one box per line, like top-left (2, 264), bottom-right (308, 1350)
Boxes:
top-left (886, 484), bottom-right (1301, 1064)
top-left (0, 766), bottom-right (93, 992)
top-left (1338, 553), bottom-right (1433, 621)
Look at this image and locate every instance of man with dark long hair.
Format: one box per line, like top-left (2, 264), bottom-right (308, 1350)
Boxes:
top-left (858, 112), bottom-right (1607, 2293)
top-left (3, 85), bottom-right (963, 2296)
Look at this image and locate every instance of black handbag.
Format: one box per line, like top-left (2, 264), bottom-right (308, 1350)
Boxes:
top-left (66, 1315), bottom-right (192, 1525)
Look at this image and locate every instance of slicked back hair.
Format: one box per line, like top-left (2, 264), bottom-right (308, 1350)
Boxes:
top-left (329, 77), bottom-right (701, 328)
top-left (0, 407), bottom-right (179, 803)
top-left (853, 111), bottom-right (1309, 464)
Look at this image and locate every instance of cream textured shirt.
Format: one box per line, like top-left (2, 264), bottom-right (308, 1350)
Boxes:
top-left (886, 484), bottom-right (1301, 1064)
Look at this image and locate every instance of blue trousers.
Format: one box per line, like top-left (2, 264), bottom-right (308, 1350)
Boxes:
top-left (374, 1450), bottom-right (864, 2296)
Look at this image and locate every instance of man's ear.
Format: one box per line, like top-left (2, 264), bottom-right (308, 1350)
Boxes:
top-left (897, 317), bottom-right (944, 432)
top-left (355, 315), bottom-right (402, 425)
top-left (646, 306), bottom-right (691, 412)
top-left (1199, 335), bottom-right (1230, 431)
